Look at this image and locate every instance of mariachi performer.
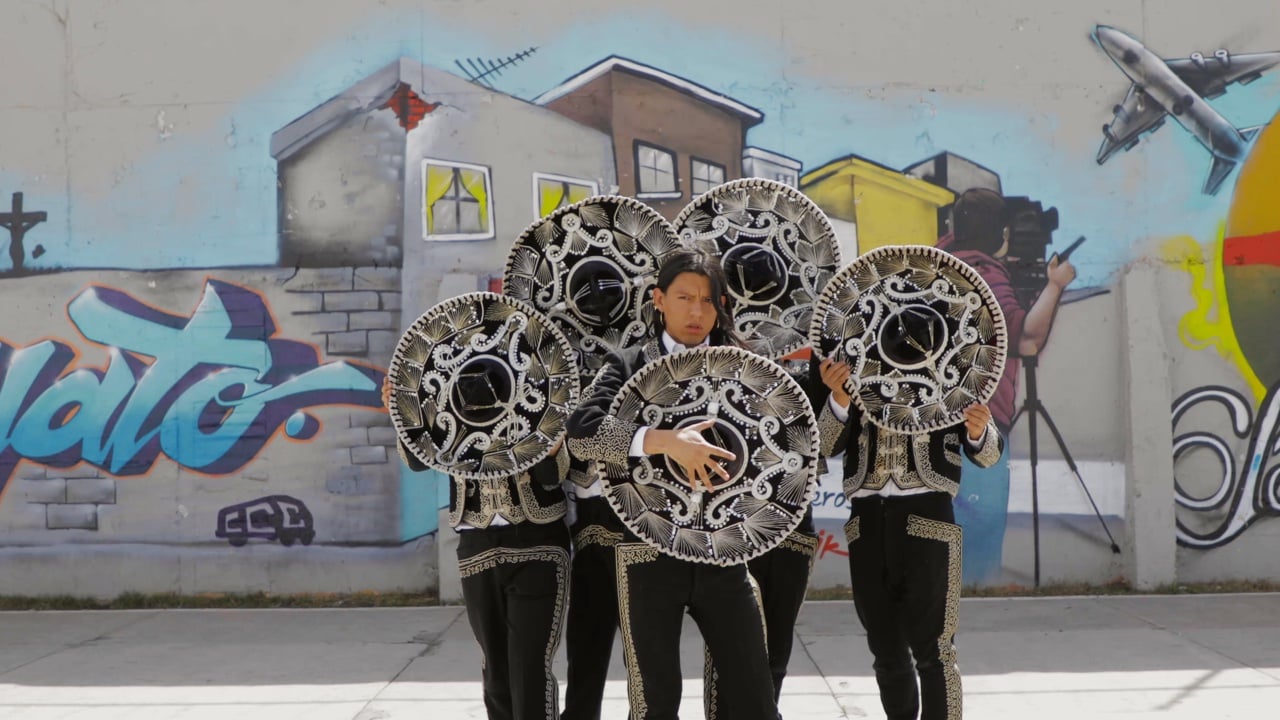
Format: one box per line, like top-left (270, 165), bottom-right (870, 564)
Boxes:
top-left (809, 244), bottom-right (1007, 720)
top-left (386, 292), bottom-right (579, 720)
top-left (567, 247), bottom-right (820, 720)
top-left (504, 195), bottom-right (685, 720)
top-left (674, 178), bottom-right (841, 718)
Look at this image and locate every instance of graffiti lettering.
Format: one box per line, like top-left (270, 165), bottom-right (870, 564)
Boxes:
top-left (811, 490), bottom-right (847, 509)
top-left (1172, 382), bottom-right (1280, 548)
top-left (0, 280), bottom-right (383, 493)
top-left (816, 528), bottom-right (848, 559)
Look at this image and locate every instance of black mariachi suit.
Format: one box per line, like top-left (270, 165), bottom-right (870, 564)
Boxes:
top-left (560, 456), bottom-right (628, 720)
top-left (397, 444), bottom-right (571, 720)
top-left (817, 397), bottom-right (1002, 720)
top-left (705, 358), bottom-right (827, 720)
top-left (566, 337), bottom-right (778, 720)
top-left (704, 512), bottom-right (817, 719)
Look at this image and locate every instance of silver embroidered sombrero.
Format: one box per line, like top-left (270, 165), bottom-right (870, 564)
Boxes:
top-left (674, 178), bottom-right (840, 360)
top-left (387, 292), bottom-right (580, 479)
top-left (597, 346), bottom-right (819, 565)
top-left (809, 244), bottom-right (1008, 434)
top-left (504, 195), bottom-right (684, 387)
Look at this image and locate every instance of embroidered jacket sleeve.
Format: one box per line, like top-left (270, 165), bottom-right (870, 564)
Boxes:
top-left (964, 418), bottom-right (1003, 468)
top-left (566, 348), bottom-right (642, 463)
top-left (819, 396), bottom-right (861, 461)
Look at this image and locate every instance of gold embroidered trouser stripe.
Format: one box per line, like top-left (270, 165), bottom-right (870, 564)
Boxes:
top-left (906, 515), bottom-right (963, 720)
top-left (458, 544), bottom-right (570, 720)
top-left (615, 543), bottom-right (660, 719)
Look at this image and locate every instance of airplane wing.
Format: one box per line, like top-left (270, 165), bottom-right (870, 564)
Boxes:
top-left (1097, 84), bottom-right (1169, 165)
top-left (1166, 51), bottom-right (1280, 100)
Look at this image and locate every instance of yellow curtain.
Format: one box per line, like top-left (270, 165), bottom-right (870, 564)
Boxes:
top-left (460, 168), bottom-right (489, 232)
top-left (424, 165), bottom-right (455, 234)
top-left (538, 179), bottom-right (566, 216)
top-left (567, 183), bottom-right (592, 204)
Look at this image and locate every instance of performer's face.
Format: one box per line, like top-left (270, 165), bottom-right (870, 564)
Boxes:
top-left (653, 272), bottom-right (716, 347)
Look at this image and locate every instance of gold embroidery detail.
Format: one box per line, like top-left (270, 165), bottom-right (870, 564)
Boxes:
top-left (942, 431), bottom-right (963, 467)
top-left (779, 530), bottom-right (818, 559)
top-left (864, 430), bottom-right (924, 491)
top-left (454, 464), bottom-right (568, 528)
top-left (641, 338), bottom-right (663, 363)
top-left (456, 544), bottom-right (570, 720)
top-left (569, 414), bottom-right (640, 463)
top-left (615, 542), bottom-right (660, 719)
top-left (574, 524), bottom-right (624, 549)
top-left (817, 401), bottom-right (848, 459)
top-left (703, 644), bottom-right (719, 720)
top-left (448, 475), bottom-right (466, 528)
top-left (906, 514), bottom-right (963, 720)
top-left (841, 427), bottom-right (870, 497)
top-left (458, 476), bottom-right (523, 527)
top-left (912, 432), bottom-right (960, 497)
top-left (843, 515), bottom-right (860, 545)
top-left (515, 472), bottom-right (568, 525)
top-left (970, 422), bottom-right (1002, 468)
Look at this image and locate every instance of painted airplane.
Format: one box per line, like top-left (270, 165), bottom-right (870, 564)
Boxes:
top-left (1093, 25), bottom-right (1280, 195)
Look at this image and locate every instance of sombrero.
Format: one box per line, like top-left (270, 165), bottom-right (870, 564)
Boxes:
top-left (387, 292), bottom-right (579, 479)
top-left (674, 178), bottom-right (841, 359)
top-left (597, 346), bottom-right (819, 565)
top-left (809, 244), bottom-right (1008, 434)
top-left (504, 195), bottom-right (684, 386)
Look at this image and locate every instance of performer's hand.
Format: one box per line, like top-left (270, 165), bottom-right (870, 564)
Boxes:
top-left (963, 403), bottom-right (992, 442)
top-left (547, 438), bottom-right (564, 457)
top-left (819, 358), bottom-right (852, 407)
top-left (381, 374), bottom-right (392, 409)
top-left (649, 420), bottom-right (735, 492)
top-left (1047, 254), bottom-right (1076, 290)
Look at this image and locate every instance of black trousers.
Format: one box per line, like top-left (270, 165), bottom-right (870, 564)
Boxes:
top-left (846, 492), bottom-right (963, 720)
top-left (561, 497), bottom-right (627, 720)
top-left (705, 530), bottom-right (817, 719)
top-left (457, 521), bottom-right (572, 720)
top-left (615, 542), bottom-right (777, 720)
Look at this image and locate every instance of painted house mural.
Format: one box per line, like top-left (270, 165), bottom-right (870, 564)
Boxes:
top-left (0, 0), bottom-right (1278, 598)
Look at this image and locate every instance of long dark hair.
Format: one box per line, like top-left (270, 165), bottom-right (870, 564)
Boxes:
top-left (651, 248), bottom-right (744, 348)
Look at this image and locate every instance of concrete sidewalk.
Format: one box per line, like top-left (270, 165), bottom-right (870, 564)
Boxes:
top-left (1, 594), bottom-right (1277, 719)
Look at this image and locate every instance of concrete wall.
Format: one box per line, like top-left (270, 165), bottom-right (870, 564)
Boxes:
top-left (1, 0), bottom-right (1279, 597)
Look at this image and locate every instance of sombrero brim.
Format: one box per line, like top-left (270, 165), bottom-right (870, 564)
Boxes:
top-left (809, 244), bottom-right (1008, 434)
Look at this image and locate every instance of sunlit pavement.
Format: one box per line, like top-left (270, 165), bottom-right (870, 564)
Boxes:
top-left (1, 594), bottom-right (1277, 718)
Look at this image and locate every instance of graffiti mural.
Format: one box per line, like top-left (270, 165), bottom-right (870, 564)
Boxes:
top-left (0, 1), bottom-right (1277, 597)
top-left (1170, 105), bottom-right (1280, 547)
top-left (216, 495), bottom-right (316, 547)
top-left (1093, 25), bottom-right (1280, 195)
top-left (0, 280), bottom-right (383, 494)
top-left (0, 192), bottom-right (47, 275)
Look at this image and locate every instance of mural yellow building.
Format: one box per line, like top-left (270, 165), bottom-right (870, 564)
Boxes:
top-left (801, 155), bottom-right (956, 254)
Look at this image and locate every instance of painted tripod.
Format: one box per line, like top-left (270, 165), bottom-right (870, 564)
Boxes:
top-left (1011, 354), bottom-right (1121, 587)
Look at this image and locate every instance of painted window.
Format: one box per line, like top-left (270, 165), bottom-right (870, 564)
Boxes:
top-left (691, 157), bottom-right (726, 196)
top-left (423, 159), bottom-right (494, 240)
top-left (533, 173), bottom-right (599, 217)
top-left (635, 141), bottom-right (679, 198)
